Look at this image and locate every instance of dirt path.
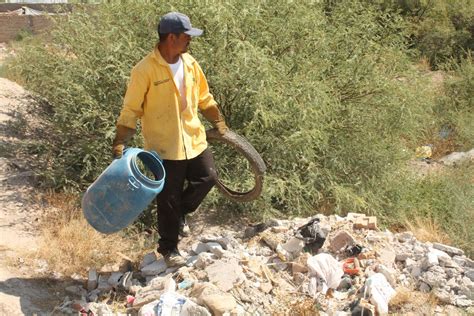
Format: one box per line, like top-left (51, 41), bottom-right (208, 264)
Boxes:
top-left (0, 61), bottom-right (64, 314)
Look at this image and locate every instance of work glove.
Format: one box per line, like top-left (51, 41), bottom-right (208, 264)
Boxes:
top-left (201, 104), bottom-right (229, 135)
top-left (112, 125), bottom-right (136, 159)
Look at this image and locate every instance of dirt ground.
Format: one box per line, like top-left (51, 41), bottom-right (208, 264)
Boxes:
top-left (0, 43), bottom-right (67, 315)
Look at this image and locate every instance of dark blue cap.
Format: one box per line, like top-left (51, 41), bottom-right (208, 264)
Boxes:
top-left (158, 12), bottom-right (203, 37)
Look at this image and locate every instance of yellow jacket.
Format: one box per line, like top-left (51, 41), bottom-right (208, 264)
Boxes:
top-left (117, 47), bottom-right (217, 160)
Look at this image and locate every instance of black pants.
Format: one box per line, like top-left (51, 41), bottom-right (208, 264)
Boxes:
top-left (156, 148), bottom-right (217, 254)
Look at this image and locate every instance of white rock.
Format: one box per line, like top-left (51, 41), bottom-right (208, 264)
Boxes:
top-left (439, 150), bottom-right (474, 167)
top-left (140, 252), bottom-right (157, 269)
top-left (141, 258), bottom-right (167, 276)
top-left (205, 259), bottom-right (245, 292)
top-left (422, 251), bottom-right (439, 270)
top-left (439, 255), bottom-right (460, 269)
top-left (413, 245), bottom-right (425, 254)
top-left (432, 243), bottom-right (464, 257)
top-left (455, 298), bottom-right (473, 308)
top-left (376, 264), bottom-right (396, 287)
top-left (465, 269), bottom-right (474, 282)
top-left (181, 299), bottom-right (211, 316)
top-left (97, 274), bottom-right (113, 291)
top-left (410, 265), bottom-right (422, 278)
top-left (146, 276), bottom-right (167, 289)
top-left (195, 252), bottom-right (214, 269)
top-left (396, 232), bottom-right (414, 243)
top-left (272, 257), bottom-right (289, 271)
top-left (405, 258), bottom-right (417, 268)
top-left (395, 253), bottom-right (411, 262)
top-left (434, 288), bottom-right (453, 304)
top-left (445, 267), bottom-right (461, 279)
top-left (419, 282), bottom-right (431, 293)
top-left (186, 255), bottom-right (198, 267)
top-left (276, 244), bottom-right (292, 261)
top-left (430, 247), bottom-right (451, 260)
top-left (447, 278), bottom-right (458, 290)
top-left (87, 289), bottom-right (101, 302)
top-left (207, 242), bottom-right (225, 258)
top-left (422, 267), bottom-right (447, 288)
top-left (88, 302), bottom-right (113, 315)
top-left (282, 237), bottom-right (305, 256)
top-left (107, 272), bottom-right (123, 287)
top-left (192, 242), bottom-right (210, 255)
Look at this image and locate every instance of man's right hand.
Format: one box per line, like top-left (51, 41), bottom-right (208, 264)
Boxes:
top-left (112, 125), bottom-right (136, 159)
top-left (112, 144), bottom-right (125, 159)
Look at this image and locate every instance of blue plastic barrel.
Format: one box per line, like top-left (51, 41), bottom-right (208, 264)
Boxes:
top-left (82, 148), bottom-right (166, 234)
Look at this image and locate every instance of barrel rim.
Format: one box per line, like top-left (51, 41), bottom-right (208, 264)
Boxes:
top-left (130, 151), bottom-right (166, 187)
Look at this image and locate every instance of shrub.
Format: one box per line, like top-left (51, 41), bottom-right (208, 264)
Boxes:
top-left (6, 0), bottom-right (471, 232)
top-left (436, 56), bottom-right (474, 149)
top-left (386, 0), bottom-right (474, 68)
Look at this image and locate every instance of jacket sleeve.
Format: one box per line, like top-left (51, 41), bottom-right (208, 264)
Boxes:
top-left (196, 62), bottom-right (218, 111)
top-left (116, 66), bottom-right (149, 129)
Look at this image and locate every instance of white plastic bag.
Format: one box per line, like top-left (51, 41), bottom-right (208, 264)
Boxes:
top-left (365, 273), bottom-right (396, 315)
top-left (138, 292), bottom-right (186, 316)
top-left (307, 253), bottom-right (344, 294)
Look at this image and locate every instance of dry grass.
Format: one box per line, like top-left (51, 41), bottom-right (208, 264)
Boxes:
top-left (271, 290), bottom-right (319, 316)
top-left (389, 287), bottom-right (438, 314)
top-left (36, 191), bottom-right (154, 276)
top-left (404, 216), bottom-right (451, 244)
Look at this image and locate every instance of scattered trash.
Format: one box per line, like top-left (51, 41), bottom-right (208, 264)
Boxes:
top-left (58, 212), bottom-right (473, 314)
top-left (343, 257), bottom-right (360, 275)
top-left (178, 279), bottom-right (194, 290)
top-left (365, 273), bottom-right (396, 314)
top-left (295, 217), bottom-right (327, 253)
top-left (307, 253), bottom-right (344, 294)
top-left (138, 292), bottom-right (186, 316)
top-left (415, 145), bottom-right (433, 159)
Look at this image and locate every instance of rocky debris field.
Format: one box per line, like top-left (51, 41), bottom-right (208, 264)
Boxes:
top-left (53, 213), bottom-right (473, 315)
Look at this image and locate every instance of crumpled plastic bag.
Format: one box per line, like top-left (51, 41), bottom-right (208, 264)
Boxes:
top-left (365, 273), bottom-right (395, 315)
top-left (295, 217), bottom-right (327, 253)
top-left (138, 292), bottom-right (186, 316)
top-left (307, 253), bottom-right (344, 294)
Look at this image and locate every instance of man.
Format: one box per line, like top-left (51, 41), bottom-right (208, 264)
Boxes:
top-left (112, 12), bottom-right (228, 267)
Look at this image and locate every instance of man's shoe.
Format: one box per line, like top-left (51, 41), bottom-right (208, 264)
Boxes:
top-left (179, 217), bottom-right (191, 237)
top-left (163, 249), bottom-right (186, 267)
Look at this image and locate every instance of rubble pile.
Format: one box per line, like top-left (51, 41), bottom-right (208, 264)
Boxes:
top-left (55, 213), bottom-right (473, 315)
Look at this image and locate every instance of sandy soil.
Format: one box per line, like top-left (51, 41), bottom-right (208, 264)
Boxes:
top-left (0, 44), bottom-right (64, 315)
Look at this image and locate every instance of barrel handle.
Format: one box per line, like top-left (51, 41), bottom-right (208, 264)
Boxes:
top-left (127, 176), bottom-right (141, 191)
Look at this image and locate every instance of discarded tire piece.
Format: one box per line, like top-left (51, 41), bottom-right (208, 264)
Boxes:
top-left (206, 128), bottom-right (266, 202)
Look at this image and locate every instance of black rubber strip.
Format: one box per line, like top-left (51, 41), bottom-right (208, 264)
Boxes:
top-left (206, 128), bottom-right (266, 202)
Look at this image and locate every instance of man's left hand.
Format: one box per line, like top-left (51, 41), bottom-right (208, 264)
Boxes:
top-left (215, 120), bottom-right (229, 135)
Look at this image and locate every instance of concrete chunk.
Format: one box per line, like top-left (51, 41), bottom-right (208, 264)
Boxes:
top-left (329, 231), bottom-right (355, 252)
top-left (282, 237), bottom-right (305, 256)
top-left (195, 252), bottom-right (214, 269)
top-left (141, 258), bottom-right (167, 276)
top-left (87, 269), bottom-right (98, 291)
top-left (205, 259), bottom-right (244, 292)
top-left (97, 274), bottom-right (113, 291)
top-left (422, 251), bottom-right (439, 270)
top-left (107, 272), bottom-right (123, 287)
top-left (139, 252), bottom-right (157, 269)
top-left (207, 242), bottom-right (225, 258)
top-left (192, 242), bottom-right (210, 255)
top-left (433, 243), bottom-right (464, 257)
